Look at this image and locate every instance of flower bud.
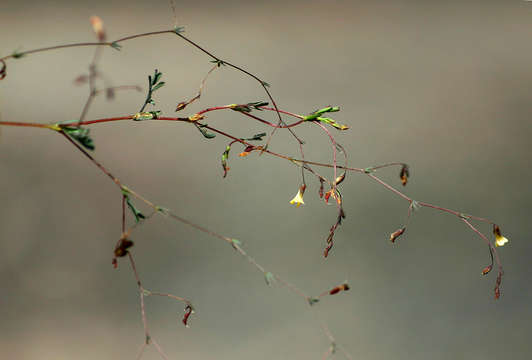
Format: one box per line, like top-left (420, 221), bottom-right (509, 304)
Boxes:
top-left (89, 16), bottom-right (106, 42)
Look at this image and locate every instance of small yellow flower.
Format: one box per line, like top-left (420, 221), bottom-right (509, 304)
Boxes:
top-left (289, 185), bottom-right (306, 207)
top-left (493, 225), bottom-right (509, 247)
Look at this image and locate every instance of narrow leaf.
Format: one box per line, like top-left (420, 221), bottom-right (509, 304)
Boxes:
top-left (126, 196), bottom-right (145, 223)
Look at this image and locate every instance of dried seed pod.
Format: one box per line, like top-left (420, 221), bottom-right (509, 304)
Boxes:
top-left (73, 74), bottom-right (88, 85)
top-left (494, 272), bottom-right (502, 300)
top-left (182, 304), bottom-right (194, 327)
top-left (494, 287), bottom-right (500, 300)
top-left (175, 101), bottom-right (188, 111)
top-left (481, 265), bottom-right (492, 275)
top-left (334, 173), bottom-right (345, 186)
top-left (390, 227), bottom-right (406, 243)
top-left (399, 164), bottom-right (409, 186)
top-left (329, 283), bottom-right (350, 295)
top-left (114, 238), bottom-right (134, 257)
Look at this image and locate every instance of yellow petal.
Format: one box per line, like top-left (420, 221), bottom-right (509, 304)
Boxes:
top-left (495, 235), bottom-right (509, 247)
top-left (289, 190), bottom-right (304, 207)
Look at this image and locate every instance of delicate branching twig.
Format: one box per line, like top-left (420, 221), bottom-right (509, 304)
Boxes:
top-left (0, 17), bottom-right (510, 360)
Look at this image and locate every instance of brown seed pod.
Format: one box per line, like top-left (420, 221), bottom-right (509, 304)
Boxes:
top-left (329, 283), bottom-right (350, 295)
top-left (390, 227), bottom-right (406, 243)
top-left (481, 265), bottom-right (492, 275)
top-left (399, 164), bottom-right (409, 186)
top-left (175, 101), bottom-right (188, 111)
top-left (182, 304), bottom-right (194, 327)
top-left (114, 238), bottom-right (134, 257)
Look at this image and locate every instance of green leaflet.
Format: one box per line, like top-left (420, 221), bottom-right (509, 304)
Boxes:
top-left (173, 26), bottom-right (185, 35)
top-left (110, 42), bottom-right (122, 51)
top-left (62, 126), bottom-right (95, 151)
top-left (196, 124), bottom-right (216, 139)
top-left (264, 272), bottom-right (275, 286)
top-left (138, 69), bottom-right (165, 114)
top-left (121, 187), bottom-right (146, 223)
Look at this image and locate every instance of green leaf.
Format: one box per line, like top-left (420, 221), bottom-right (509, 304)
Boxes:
top-left (155, 206), bottom-right (170, 216)
top-left (261, 81), bottom-right (270, 87)
top-left (110, 42), bottom-right (122, 51)
top-left (248, 101), bottom-right (268, 110)
top-left (307, 297), bottom-right (320, 306)
top-left (139, 69), bottom-right (164, 113)
top-left (264, 272), bottom-right (275, 286)
top-left (173, 26), bottom-right (185, 35)
top-left (221, 146), bottom-right (231, 162)
top-left (246, 132), bottom-right (267, 141)
top-left (196, 124), bottom-right (216, 139)
top-left (152, 70), bottom-right (162, 86)
top-left (210, 59), bottom-right (225, 67)
top-left (231, 238), bottom-right (242, 250)
top-left (12, 50), bottom-right (25, 59)
top-left (230, 104), bottom-right (252, 113)
top-left (151, 81), bottom-right (165, 92)
top-left (303, 106), bottom-right (340, 121)
top-left (230, 101), bottom-right (268, 113)
top-left (126, 196), bottom-right (146, 223)
top-left (221, 145), bottom-right (231, 178)
top-left (149, 110), bottom-right (161, 119)
top-left (62, 126), bottom-right (95, 151)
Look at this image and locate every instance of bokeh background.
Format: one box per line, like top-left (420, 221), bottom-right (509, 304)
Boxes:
top-left (1, 0), bottom-right (531, 359)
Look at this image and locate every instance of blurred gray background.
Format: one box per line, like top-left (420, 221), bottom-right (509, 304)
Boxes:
top-left (1, 0), bottom-right (531, 359)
